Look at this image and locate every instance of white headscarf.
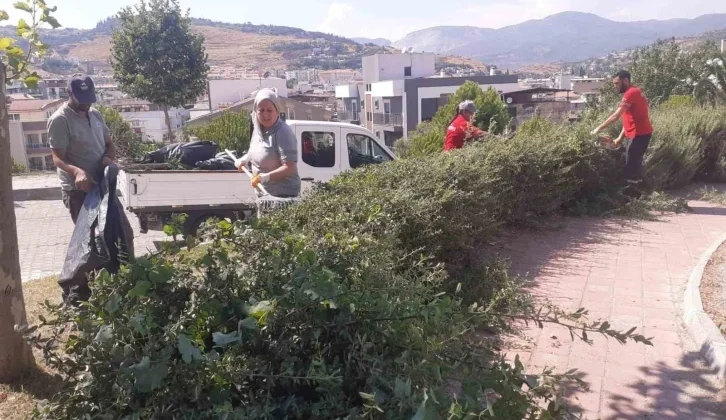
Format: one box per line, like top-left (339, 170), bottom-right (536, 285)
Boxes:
top-left (251, 88), bottom-right (281, 133)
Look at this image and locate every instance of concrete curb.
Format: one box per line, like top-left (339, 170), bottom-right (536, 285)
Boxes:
top-left (13, 187), bottom-right (62, 201)
top-left (683, 231), bottom-right (726, 383)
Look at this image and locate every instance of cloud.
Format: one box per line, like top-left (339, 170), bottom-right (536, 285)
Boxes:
top-left (317, 2), bottom-right (355, 34)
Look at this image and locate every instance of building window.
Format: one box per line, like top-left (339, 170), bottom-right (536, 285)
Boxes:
top-left (44, 154), bottom-right (55, 170)
top-left (41, 132), bottom-right (48, 145)
top-left (301, 131), bottom-right (335, 168)
top-left (46, 110), bottom-right (53, 119)
top-left (287, 107), bottom-right (296, 120)
top-left (26, 133), bottom-right (40, 147)
top-left (28, 157), bottom-right (43, 171)
top-left (347, 133), bottom-right (392, 169)
top-left (404, 66), bottom-right (412, 77)
top-left (9, 114), bottom-right (20, 121)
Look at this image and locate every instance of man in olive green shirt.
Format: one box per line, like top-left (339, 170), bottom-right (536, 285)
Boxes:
top-left (48, 75), bottom-right (116, 224)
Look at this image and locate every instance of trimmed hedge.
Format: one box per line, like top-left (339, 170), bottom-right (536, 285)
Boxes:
top-left (23, 101), bottom-right (724, 419)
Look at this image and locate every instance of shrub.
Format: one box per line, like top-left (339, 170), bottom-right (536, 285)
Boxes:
top-left (11, 159), bottom-right (26, 175)
top-left (23, 124), bottom-right (653, 419)
top-left (184, 110), bottom-right (251, 154)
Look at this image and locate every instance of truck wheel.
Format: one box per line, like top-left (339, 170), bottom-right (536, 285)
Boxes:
top-left (183, 213), bottom-right (215, 238)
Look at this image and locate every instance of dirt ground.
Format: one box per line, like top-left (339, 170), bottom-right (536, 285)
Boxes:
top-left (0, 277), bottom-right (62, 420)
top-left (702, 242), bottom-right (726, 337)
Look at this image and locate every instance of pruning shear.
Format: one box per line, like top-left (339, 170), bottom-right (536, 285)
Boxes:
top-left (225, 149), bottom-right (270, 196)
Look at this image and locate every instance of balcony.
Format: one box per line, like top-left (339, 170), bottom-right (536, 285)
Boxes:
top-left (26, 142), bottom-right (51, 153)
top-left (372, 112), bottom-right (403, 127)
top-left (337, 111), bottom-right (360, 124)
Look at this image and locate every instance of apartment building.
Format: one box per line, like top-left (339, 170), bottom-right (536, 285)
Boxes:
top-left (103, 98), bottom-right (190, 144)
top-left (335, 53), bottom-right (520, 147)
top-left (8, 98), bottom-right (65, 171)
top-left (206, 78), bottom-right (289, 112)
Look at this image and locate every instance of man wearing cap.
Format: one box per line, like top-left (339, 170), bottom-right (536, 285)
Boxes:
top-left (48, 75), bottom-right (116, 224)
top-left (443, 100), bottom-right (487, 151)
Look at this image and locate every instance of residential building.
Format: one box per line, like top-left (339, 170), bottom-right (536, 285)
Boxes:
top-left (104, 98), bottom-right (190, 143)
top-left (7, 98), bottom-right (65, 171)
top-left (571, 77), bottom-right (606, 95)
top-left (285, 69), bottom-right (319, 83)
top-left (41, 78), bottom-right (70, 100)
top-left (319, 69), bottom-right (359, 84)
top-left (336, 52), bottom-right (520, 147)
top-left (206, 78), bottom-right (289, 112)
top-left (184, 97), bottom-right (333, 130)
top-left (502, 87), bottom-right (577, 129)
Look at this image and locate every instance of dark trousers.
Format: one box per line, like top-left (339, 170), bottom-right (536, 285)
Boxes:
top-left (62, 190), bottom-right (87, 224)
top-left (624, 134), bottom-right (651, 183)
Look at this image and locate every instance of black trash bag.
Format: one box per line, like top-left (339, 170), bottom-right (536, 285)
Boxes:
top-left (141, 140), bottom-right (218, 166)
top-left (59, 164), bottom-right (135, 304)
top-left (194, 152), bottom-right (236, 170)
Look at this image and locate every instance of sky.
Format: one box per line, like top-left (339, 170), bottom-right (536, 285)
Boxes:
top-left (4, 0), bottom-right (726, 42)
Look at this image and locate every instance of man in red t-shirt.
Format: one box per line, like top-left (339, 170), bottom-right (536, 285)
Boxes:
top-left (443, 100), bottom-right (487, 151)
top-left (591, 70), bottom-right (653, 188)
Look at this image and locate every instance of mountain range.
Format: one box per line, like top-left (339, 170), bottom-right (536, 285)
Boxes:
top-left (390, 12), bottom-right (726, 68)
top-left (351, 37), bottom-right (392, 47)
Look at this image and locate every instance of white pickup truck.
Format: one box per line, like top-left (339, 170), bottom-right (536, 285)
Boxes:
top-left (118, 120), bottom-right (396, 236)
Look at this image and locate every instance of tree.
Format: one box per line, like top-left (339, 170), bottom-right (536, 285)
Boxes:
top-left (0, 0), bottom-right (60, 382)
top-left (110, 0), bottom-right (208, 143)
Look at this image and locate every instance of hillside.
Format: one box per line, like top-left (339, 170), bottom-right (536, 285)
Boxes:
top-left (1, 17), bottom-right (486, 74)
top-left (391, 12), bottom-right (726, 68)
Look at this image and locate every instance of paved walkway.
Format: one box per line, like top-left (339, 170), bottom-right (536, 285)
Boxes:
top-left (495, 200), bottom-right (726, 419)
top-left (14, 200), bottom-right (167, 283)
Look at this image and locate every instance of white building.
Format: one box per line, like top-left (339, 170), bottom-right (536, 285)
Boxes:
top-left (337, 52), bottom-right (520, 147)
top-left (104, 98), bottom-right (190, 143)
top-left (206, 78), bottom-right (288, 112)
top-left (285, 69), bottom-right (319, 83)
top-left (7, 98), bottom-right (65, 171)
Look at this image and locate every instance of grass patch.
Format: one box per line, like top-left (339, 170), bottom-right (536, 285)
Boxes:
top-left (0, 277), bottom-right (62, 420)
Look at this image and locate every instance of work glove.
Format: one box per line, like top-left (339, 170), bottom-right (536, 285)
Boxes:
top-left (251, 173), bottom-right (270, 189)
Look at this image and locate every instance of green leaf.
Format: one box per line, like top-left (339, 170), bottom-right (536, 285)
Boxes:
top-left (212, 331), bottom-right (240, 348)
top-left (0, 37), bottom-right (16, 50)
top-left (24, 74), bottom-right (40, 89)
top-left (94, 325), bottom-right (113, 343)
top-left (163, 225), bottom-right (176, 236)
top-left (248, 300), bottom-right (275, 325)
top-left (239, 317), bottom-right (258, 330)
top-left (394, 377), bottom-right (411, 399)
top-left (40, 14), bottom-right (61, 29)
top-left (130, 314), bottom-right (146, 334)
top-left (16, 18), bottom-right (30, 37)
top-left (178, 335), bottom-right (202, 364)
top-left (128, 280), bottom-right (152, 298)
top-left (0, 11), bottom-right (9, 21)
top-left (130, 357), bottom-right (168, 393)
top-left (105, 293), bottom-right (121, 314)
top-left (13, 2), bottom-right (32, 13)
top-left (149, 266), bottom-right (173, 284)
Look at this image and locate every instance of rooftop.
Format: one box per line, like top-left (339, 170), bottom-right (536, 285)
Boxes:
top-left (8, 98), bottom-right (64, 112)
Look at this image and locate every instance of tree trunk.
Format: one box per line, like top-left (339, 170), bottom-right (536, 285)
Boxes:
top-left (0, 65), bottom-right (34, 382)
top-left (163, 104), bottom-right (174, 143)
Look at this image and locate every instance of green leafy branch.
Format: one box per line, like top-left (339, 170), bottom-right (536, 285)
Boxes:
top-left (1, 0), bottom-right (60, 86)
